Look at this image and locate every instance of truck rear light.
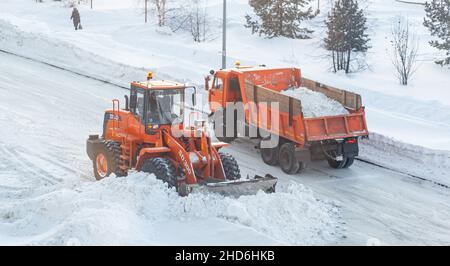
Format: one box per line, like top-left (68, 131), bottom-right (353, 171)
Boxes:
top-left (346, 138), bottom-right (357, 144)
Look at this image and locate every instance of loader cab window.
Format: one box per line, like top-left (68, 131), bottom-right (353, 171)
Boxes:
top-left (130, 88), bottom-right (145, 123)
top-left (146, 89), bottom-right (184, 126)
top-left (213, 77), bottom-right (224, 91)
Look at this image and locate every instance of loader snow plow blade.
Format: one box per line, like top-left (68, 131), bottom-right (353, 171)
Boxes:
top-left (180, 174), bottom-right (278, 197)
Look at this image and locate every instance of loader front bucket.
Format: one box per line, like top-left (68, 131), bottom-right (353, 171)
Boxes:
top-left (179, 174), bottom-right (278, 197)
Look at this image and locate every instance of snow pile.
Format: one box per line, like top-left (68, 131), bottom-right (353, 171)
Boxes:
top-left (0, 19), bottom-right (171, 88)
top-left (360, 132), bottom-right (450, 186)
top-left (282, 87), bottom-right (349, 118)
top-left (0, 173), bottom-right (340, 245)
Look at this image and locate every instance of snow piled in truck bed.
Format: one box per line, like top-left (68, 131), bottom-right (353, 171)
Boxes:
top-left (281, 87), bottom-right (349, 118)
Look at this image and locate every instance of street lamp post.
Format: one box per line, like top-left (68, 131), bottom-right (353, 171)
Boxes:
top-left (222, 0), bottom-right (227, 69)
top-left (145, 0), bottom-right (148, 23)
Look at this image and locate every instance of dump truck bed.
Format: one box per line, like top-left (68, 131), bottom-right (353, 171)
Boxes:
top-left (238, 68), bottom-right (368, 145)
top-left (300, 78), bottom-right (368, 141)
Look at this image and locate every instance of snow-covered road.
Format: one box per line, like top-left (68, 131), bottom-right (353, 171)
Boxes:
top-left (1, 51), bottom-right (450, 245)
top-left (226, 139), bottom-right (450, 245)
top-left (0, 51), bottom-right (340, 246)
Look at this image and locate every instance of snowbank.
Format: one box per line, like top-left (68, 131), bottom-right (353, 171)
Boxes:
top-left (0, 20), bottom-right (166, 88)
top-left (0, 173), bottom-right (340, 245)
top-left (282, 87), bottom-right (349, 118)
top-left (360, 132), bottom-right (450, 186)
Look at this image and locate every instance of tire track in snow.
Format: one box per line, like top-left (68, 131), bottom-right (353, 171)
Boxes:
top-left (0, 145), bottom-right (62, 185)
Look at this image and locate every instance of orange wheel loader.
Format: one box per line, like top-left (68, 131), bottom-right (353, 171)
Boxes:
top-left (86, 75), bottom-right (277, 197)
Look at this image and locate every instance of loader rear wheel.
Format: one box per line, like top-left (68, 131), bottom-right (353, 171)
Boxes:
top-left (93, 143), bottom-right (114, 180)
top-left (219, 153), bottom-right (241, 180)
top-left (261, 146), bottom-right (279, 166)
top-left (279, 143), bottom-right (300, 175)
top-left (142, 158), bottom-right (178, 188)
top-left (94, 152), bottom-right (111, 180)
top-left (92, 140), bottom-right (126, 180)
top-left (105, 141), bottom-right (127, 177)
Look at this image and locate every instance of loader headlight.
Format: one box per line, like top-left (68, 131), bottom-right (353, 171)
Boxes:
top-left (148, 124), bottom-right (159, 129)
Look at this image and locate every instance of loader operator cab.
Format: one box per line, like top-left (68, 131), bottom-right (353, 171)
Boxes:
top-left (129, 79), bottom-right (190, 133)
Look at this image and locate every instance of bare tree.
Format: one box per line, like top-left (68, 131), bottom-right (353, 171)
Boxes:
top-left (169, 0), bottom-right (210, 42)
top-left (390, 17), bottom-right (419, 85)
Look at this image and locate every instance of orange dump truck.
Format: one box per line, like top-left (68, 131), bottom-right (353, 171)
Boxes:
top-left (205, 65), bottom-right (369, 174)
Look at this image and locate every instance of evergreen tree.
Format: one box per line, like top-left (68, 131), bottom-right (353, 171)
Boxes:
top-left (245, 0), bottom-right (317, 39)
top-left (424, 0), bottom-right (450, 66)
top-left (324, 0), bottom-right (370, 73)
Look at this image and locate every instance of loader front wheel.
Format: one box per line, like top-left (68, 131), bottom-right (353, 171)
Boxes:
top-left (220, 153), bottom-right (241, 180)
top-left (279, 143), bottom-right (300, 175)
top-left (142, 158), bottom-right (178, 188)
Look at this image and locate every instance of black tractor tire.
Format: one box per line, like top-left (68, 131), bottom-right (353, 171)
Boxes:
top-left (261, 145), bottom-right (280, 166)
top-left (93, 140), bottom-right (126, 180)
top-left (219, 152), bottom-right (241, 180)
top-left (279, 142), bottom-right (300, 175)
top-left (142, 157), bottom-right (178, 188)
top-left (105, 141), bottom-right (127, 177)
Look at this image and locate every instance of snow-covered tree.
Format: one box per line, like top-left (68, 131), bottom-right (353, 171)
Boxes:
top-left (245, 0), bottom-right (317, 39)
top-left (324, 0), bottom-right (370, 73)
top-left (390, 17), bottom-right (419, 85)
top-left (423, 0), bottom-right (450, 66)
top-left (153, 0), bottom-right (167, 27)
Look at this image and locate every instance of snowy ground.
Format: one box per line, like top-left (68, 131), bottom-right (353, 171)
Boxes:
top-left (0, 0), bottom-right (449, 151)
top-left (2, 48), bottom-right (450, 246)
top-left (1, 0), bottom-right (450, 245)
top-left (0, 52), bottom-right (340, 245)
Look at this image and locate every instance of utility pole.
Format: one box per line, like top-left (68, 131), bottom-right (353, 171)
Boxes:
top-left (222, 0), bottom-right (227, 69)
top-left (91, 0), bottom-right (93, 9)
top-left (145, 0), bottom-right (148, 23)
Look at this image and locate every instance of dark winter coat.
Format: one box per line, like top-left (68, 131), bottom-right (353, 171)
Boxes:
top-left (70, 8), bottom-right (80, 27)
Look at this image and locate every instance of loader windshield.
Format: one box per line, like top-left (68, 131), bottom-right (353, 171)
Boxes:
top-left (147, 89), bottom-right (184, 125)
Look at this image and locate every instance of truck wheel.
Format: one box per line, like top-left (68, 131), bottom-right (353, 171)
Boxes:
top-left (297, 161), bottom-right (307, 173)
top-left (261, 146), bottom-right (279, 166)
top-left (343, 156), bottom-right (355, 168)
top-left (93, 143), bottom-right (115, 180)
top-left (327, 157), bottom-right (348, 169)
top-left (220, 152), bottom-right (241, 180)
top-left (279, 143), bottom-right (300, 175)
top-left (142, 158), bottom-right (178, 188)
